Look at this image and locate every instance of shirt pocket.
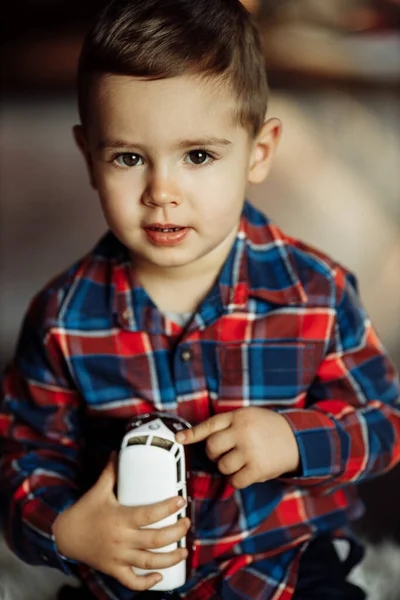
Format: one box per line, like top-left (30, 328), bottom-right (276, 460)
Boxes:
top-left (216, 341), bottom-right (321, 411)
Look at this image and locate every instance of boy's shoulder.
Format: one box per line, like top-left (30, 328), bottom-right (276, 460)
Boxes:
top-left (243, 202), bottom-right (357, 307)
top-left (28, 232), bottom-right (126, 332)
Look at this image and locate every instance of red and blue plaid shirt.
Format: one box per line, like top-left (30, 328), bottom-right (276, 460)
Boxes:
top-left (1, 201), bottom-right (400, 600)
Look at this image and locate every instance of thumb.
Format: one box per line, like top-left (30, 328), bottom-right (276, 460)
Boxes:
top-left (97, 451), bottom-right (118, 492)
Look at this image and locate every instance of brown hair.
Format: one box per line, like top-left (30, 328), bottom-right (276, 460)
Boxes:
top-left (77, 0), bottom-right (268, 138)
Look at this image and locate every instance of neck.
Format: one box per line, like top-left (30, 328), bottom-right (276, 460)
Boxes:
top-left (132, 226), bottom-right (239, 313)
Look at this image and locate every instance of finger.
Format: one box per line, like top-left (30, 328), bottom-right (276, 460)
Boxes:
top-left (229, 465), bottom-right (255, 490)
top-left (135, 517), bottom-right (191, 550)
top-left (206, 429), bottom-right (235, 461)
top-left (128, 496), bottom-right (186, 528)
top-left (126, 547), bottom-right (188, 571)
top-left (218, 449), bottom-right (246, 476)
top-left (115, 567), bottom-right (163, 591)
top-left (176, 412), bottom-right (232, 445)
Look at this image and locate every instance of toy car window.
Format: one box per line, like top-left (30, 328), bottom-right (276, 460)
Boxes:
top-left (151, 437), bottom-right (174, 451)
top-left (126, 412), bottom-right (191, 433)
top-left (127, 435), bottom-right (148, 446)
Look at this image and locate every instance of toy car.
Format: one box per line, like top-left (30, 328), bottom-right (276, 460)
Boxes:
top-left (117, 411), bottom-right (192, 591)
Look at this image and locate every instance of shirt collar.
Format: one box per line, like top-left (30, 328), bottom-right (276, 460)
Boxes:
top-left (240, 201), bottom-right (308, 307)
top-left (217, 201), bottom-right (307, 311)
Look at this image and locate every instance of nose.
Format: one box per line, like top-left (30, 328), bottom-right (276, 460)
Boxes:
top-left (142, 168), bottom-right (182, 208)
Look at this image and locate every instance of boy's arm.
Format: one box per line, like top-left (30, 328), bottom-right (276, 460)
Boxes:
top-left (280, 271), bottom-right (400, 492)
top-left (0, 293), bottom-right (81, 574)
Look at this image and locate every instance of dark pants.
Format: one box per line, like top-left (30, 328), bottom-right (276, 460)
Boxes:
top-left (293, 535), bottom-right (366, 600)
top-left (58, 536), bottom-right (366, 599)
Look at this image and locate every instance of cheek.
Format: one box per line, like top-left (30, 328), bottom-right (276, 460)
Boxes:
top-left (196, 199), bottom-right (243, 239)
top-left (97, 173), bottom-right (142, 211)
top-left (194, 166), bottom-right (246, 208)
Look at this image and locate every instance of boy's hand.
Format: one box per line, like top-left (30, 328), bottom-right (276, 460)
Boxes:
top-left (176, 408), bottom-right (300, 489)
top-left (52, 454), bottom-right (190, 591)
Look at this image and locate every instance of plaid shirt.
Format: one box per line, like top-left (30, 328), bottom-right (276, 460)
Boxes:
top-left (1, 201), bottom-right (400, 600)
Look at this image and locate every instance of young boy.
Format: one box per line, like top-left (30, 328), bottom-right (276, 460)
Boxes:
top-left (1, 1), bottom-right (399, 599)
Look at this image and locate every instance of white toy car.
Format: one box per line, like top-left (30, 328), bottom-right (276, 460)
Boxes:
top-left (117, 412), bottom-right (193, 591)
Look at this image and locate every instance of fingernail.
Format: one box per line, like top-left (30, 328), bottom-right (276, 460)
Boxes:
top-left (176, 431), bottom-right (186, 443)
top-left (177, 497), bottom-right (186, 508)
top-left (154, 574), bottom-right (163, 583)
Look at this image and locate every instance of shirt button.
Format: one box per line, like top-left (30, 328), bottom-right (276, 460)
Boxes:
top-left (41, 553), bottom-right (50, 562)
top-left (180, 348), bottom-right (192, 362)
top-left (122, 308), bottom-right (133, 321)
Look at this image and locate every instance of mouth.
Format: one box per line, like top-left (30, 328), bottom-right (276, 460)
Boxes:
top-left (143, 223), bottom-right (191, 246)
top-left (144, 223), bottom-right (186, 232)
top-left (147, 226), bottom-right (184, 232)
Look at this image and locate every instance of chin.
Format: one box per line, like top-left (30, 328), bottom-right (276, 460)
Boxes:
top-left (152, 257), bottom-right (194, 269)
top-left (141, 248), bottom-right (199, 269)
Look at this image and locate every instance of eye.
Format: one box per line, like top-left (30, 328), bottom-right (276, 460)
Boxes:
top-left (186, 150), bottom-right (215, 166)
top-left (114, 153), bottom-right (143, 168)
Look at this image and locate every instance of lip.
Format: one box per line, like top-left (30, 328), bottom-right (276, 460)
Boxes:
top-left (143, 223), bottom-right (191, 246)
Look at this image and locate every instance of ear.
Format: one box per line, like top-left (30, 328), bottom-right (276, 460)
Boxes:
top-left (247, 118), bottom-right (282, 184)
top-left (73, 125), bottom-right (97, 190)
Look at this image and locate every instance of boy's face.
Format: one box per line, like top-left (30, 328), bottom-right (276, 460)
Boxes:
top-left (76, 74), bottom-right (280, 276)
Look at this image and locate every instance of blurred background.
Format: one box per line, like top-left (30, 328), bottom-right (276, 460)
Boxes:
top-left (0, 0), bottom-right (400, 597)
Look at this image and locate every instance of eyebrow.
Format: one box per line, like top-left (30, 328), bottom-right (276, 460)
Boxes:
top-left (177, 137), bottom-right (232, 148)
top-left (97, 137), bottom-right (232, 151)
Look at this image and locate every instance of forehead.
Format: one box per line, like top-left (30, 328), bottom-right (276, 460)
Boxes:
top-left (88, 73), bottom-right (244, 143)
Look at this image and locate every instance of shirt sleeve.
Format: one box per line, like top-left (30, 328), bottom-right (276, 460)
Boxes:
top-left (0, 292), bottom-right (82, 574)
top-left (280, 270), bottom-right (400, 492)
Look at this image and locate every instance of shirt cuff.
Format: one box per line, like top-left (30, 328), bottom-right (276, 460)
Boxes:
top-left (23, 492), bottom-right (79, 574)
top-left (280, 409), bottom-right (343, 480)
